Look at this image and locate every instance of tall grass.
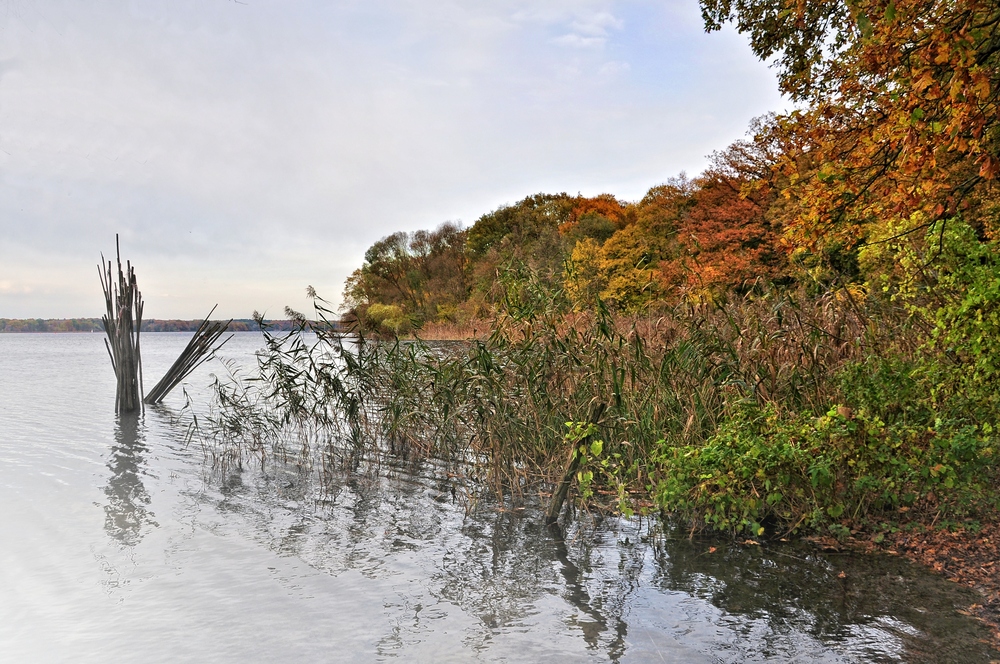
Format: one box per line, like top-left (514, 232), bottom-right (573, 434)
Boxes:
top-left (203, 281), bottom-right (889, 521)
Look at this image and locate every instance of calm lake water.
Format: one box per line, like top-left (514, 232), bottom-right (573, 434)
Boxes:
top-left (0, 332), bottom-right (996, 662)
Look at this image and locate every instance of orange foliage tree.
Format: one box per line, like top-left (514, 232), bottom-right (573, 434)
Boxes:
top-left (558, 194), bottom-right (634, 246)
top-left (702, 0), bottom-right (1000, 247)
top-left (675, 128), bottom-right (792, 296)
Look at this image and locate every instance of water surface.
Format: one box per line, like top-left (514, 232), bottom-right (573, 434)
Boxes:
top-left (0, 332), bottom-right (994, 662)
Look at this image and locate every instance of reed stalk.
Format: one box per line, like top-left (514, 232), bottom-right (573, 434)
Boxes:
top-left (99, 236), bottom-right (144, 413)
top-left (144, 305), bottom-right (232, 405)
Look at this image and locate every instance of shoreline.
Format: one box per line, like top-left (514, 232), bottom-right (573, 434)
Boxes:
top-left (0, 318), bottom-right (313, 333)
top-left (804, 520), bottom-right (1000, 651)
top-left (888, 522), bottom-right (1000, 649)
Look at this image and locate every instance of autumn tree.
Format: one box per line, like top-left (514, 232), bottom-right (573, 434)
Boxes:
top-left (465, 194), bottom-right (576, 306)
top-left (466, 194), bottom-right (574, 263)
top-left (703, 0), bottom-right (1000, 424)
top-left (565, 179), bottom-right (692, 311)
top-left (558, 194), bottom-right (634, 247)
top-left (674, 127), bottom-right (792, 297)
top-left (701, 0), bottom-right (1000, 247)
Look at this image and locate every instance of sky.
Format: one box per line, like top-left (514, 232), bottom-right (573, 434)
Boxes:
top-left (0, 0), bottom-right (784, 319)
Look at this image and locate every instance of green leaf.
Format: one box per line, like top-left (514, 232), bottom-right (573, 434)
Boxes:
top-left (857, 14), bottom-right (873, 38)
top-left (590, 439), bottom-right (604, 457)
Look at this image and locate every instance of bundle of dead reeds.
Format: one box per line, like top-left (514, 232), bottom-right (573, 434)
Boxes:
top-left (99, 237), bottom-right (144, 413)
top-left (144, 305), bottom-right (232, 405)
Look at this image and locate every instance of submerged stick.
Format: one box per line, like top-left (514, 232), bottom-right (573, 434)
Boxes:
top-left (144, 305), bottom-right (232, 405)
top-left (545, 402), bottom-right (606, 528)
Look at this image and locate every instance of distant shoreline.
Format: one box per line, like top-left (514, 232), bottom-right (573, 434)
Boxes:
top-left (0, 318), bottom-right (336, 333)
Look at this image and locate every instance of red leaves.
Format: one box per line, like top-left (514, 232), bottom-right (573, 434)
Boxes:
top-left (674, 170), bottom-right (789, 293)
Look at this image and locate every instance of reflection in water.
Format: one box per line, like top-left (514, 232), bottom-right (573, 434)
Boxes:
top-left (103, 411), bottom-right (158, 546)
top-left (193, 455), bottom-right (998, 663)
top-left (648, 534), bottom-right (992, 662)
top-left (549, 527), bottom-right (628, 657)
top-left (7, 334), bottom-right (998, 661)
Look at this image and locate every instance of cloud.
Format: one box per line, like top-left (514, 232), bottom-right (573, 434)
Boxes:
top-left (570, 11), bottom-right (624, 36)
top-left (515, 6), bottom-right (624, 49)
top-left (552, 33), bottom-right (607, 48)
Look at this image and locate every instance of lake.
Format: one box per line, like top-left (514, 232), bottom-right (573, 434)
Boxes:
top-left (0, 332), bottom-right (994, 662)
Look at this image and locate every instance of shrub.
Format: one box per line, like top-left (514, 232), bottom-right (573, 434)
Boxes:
top-left (653, 401), bottom-right (999, 537)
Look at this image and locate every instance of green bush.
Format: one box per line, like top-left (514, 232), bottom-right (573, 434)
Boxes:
top-left (653, 401), bottom-right (998, 537)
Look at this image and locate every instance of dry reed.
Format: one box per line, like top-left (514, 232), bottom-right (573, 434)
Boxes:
top-left (99, 236), bottom-right (144, 414)
top-left (145, 305), bottom-right (232, 405)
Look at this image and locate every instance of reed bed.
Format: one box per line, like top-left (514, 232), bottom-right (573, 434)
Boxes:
top-left (144, 305), bottom-right (232, 405)
top-left (401, 319), bottom-right (490, 341)
top-left (202, 285), bottom-right (891, 519)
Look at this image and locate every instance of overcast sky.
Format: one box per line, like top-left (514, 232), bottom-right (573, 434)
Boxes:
top-left (0, 0), bottom-right (783, 319)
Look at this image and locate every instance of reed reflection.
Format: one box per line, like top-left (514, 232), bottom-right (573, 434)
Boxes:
top-left (103, 411), bottom-right (158, 546)
top-left (192, 453), bottom-right (996, 662)
top-left (549, 530), bottom-right (629, 657)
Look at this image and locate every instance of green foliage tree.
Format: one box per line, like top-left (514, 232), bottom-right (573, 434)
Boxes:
top-left (343, 222), bottom-right (468, 333)
top-left (465, 194), bottom-right (575, 302)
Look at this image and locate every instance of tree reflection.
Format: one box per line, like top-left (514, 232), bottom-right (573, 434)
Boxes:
top-left (103, 411), bottom-right (157, 546)
top-left (649, 534), bottom-right (995, 662)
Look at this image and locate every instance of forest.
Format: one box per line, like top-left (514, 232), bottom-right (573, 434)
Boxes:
top-left (209, 0), bottom-right (1000, 602)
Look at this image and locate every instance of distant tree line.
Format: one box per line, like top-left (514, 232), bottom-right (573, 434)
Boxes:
top-left (0, 318), bottom-right (331, 333)
top-left (0, 318), bottom-right (104, 332)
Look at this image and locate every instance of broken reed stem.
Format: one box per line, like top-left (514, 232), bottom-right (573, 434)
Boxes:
top-left (100, 236), bottom-right (144, 414)
top-left (545, 402), bottom-right (606, 527)
top-left (144, 305), bottom-right (232, 405)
